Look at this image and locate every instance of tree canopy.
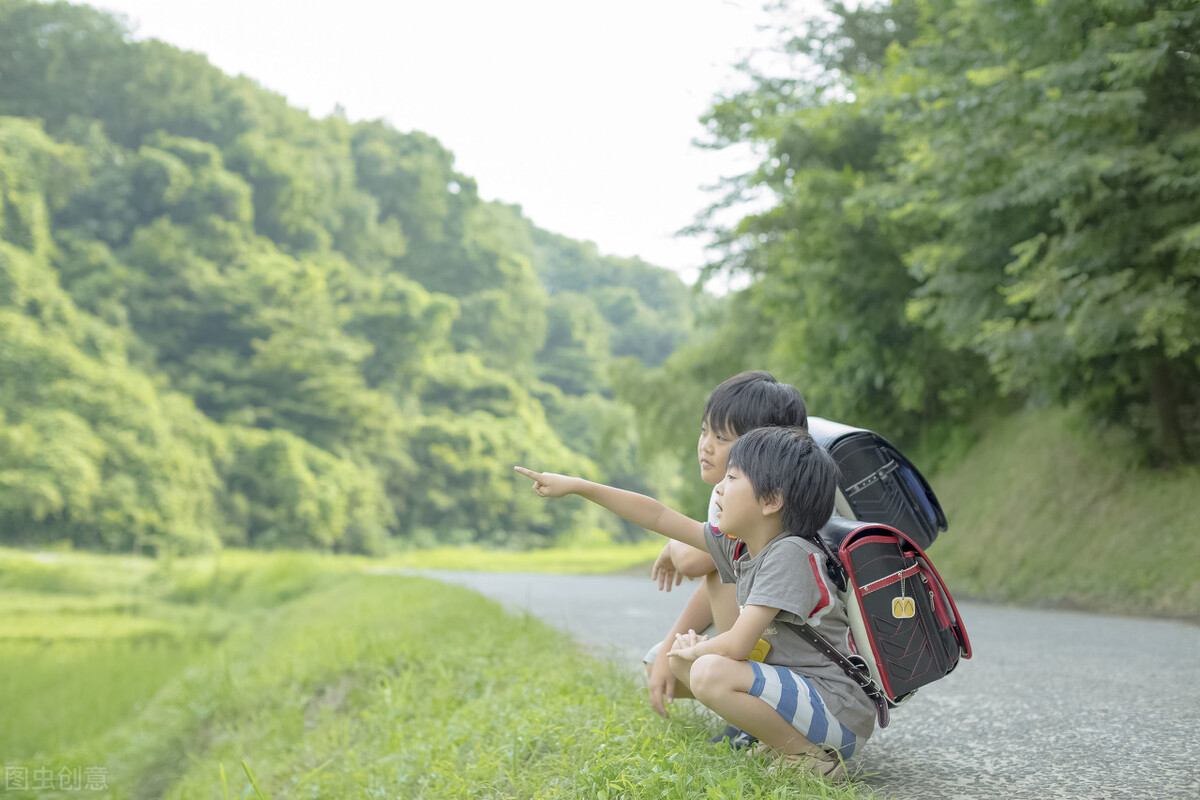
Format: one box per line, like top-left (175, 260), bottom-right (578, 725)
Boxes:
top-left (0, 0), bottom-right (694, 553)
top-left (4, 0), bottom-right (1194, 555)
top-left (629, 0), bottom-right (1198, 469)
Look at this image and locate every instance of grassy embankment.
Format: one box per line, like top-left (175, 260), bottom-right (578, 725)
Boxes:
top-left (0, 547), bottom-right (876, 799)
top-left (924, 407), bottom-right (1198, 619)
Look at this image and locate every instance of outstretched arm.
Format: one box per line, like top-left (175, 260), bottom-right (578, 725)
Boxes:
top-left (513, 466), bottom-right (707, 552)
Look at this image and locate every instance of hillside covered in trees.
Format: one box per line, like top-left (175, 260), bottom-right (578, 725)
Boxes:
top-left (625, 0), bottom-right (1199, 523)
top-left (0, 0), bottom-right (697, 554)
top-left (3, 0), bottom-right (1196, 559)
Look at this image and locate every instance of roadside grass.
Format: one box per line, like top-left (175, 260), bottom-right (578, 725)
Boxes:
top-left (0, 548), bottom-right (878, 799)
top-left (926, 407), bottom-right (1199, 618)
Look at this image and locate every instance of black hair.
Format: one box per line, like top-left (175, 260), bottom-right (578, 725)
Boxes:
top-left (726, 426), bottom-right (837, 543)
top-left (702, 371), bottom-right (808, 437)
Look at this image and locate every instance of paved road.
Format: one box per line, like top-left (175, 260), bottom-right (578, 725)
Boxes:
top-left (379, 569), bottom-right (1200, 799)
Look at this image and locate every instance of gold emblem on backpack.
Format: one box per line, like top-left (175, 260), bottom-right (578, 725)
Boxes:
top-left (893, 572), bottom-right (915, 618)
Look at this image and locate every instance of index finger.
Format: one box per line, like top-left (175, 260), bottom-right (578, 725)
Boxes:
top-left (513, 466), bottom-right (544, 482)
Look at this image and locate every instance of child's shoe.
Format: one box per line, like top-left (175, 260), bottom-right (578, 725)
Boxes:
top-left (774, 748), bottom-right (847, 783)
top-left (752, 743), bottom-right (848, 783)
top-left (710, 724), bottom-right (758, 749)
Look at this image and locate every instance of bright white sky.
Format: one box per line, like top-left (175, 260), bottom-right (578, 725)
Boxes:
top-left (92, 0), bottom-right (802, 285)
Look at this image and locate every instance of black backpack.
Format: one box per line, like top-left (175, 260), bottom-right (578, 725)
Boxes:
top-left (808, 417), bottom-right (947, 550)
top-left (802, 418), bottom-right (971, 728)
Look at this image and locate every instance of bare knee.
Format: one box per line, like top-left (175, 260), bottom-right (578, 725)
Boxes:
top-left (688, 654), bottom-right (736, 702)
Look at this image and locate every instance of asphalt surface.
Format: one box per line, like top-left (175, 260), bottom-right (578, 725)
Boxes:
top-left (378, 569), bottom-right (1200, 799)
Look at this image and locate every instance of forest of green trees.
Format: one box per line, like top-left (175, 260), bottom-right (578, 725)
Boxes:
top-left (1, 0), bottom-right (1196, 556)
top-left (626, 0), bottom-right (1198, 517)
top-left (0, 0), bottom-right (703, 553)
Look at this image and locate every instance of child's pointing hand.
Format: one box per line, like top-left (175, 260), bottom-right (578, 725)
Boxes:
top-left (513, 466), bottom-right (578, 498)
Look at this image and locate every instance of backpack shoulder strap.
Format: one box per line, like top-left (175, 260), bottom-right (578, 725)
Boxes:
top-left (797, 623), bottom-right (891, 729)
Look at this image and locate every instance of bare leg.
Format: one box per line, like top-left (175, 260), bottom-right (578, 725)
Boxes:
top-left (644, 661), bottom-right (695, 699)
top-left (669, 653), bottom-right (821, 756)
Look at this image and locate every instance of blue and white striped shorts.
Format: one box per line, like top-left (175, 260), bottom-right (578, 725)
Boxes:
top-left (748, 662), bottom-right (860, 758)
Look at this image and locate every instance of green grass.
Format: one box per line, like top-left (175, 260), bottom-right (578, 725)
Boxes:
top-left (926, 406), bottom-right (1200, 618)
top-left (0, 547), bottom-right (877, 799)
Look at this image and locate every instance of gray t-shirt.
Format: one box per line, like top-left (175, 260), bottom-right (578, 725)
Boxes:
top-left (704, 524), bottom-right (876, 739)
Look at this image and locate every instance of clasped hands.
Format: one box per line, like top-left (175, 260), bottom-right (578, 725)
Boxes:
top-left (667, 628), bottom-right (708, 662)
